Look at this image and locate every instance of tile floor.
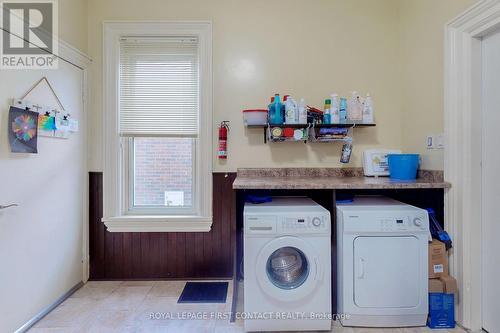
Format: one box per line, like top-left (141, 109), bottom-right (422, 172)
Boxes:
top-left (29, 280), bottom-right (467, 333)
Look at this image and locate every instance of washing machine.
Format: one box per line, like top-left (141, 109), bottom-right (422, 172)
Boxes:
top-left (337, 196), bottom-right (429, 327)
top-left (244, 197), bottom-right (332, 332)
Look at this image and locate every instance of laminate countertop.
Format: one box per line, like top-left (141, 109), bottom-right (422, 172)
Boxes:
top-left (232, 168), bottom-right (451, 190)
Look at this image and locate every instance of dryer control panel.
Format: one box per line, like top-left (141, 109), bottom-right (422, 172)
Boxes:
top-left (342, 212), bottom-right (429, 233)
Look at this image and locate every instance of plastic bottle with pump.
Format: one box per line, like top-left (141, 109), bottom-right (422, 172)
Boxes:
top-left (285, 96), bottom-right (298, 124)
top-left (298, 98), bottom-right (307, 124)
top-left (362, 93), bottom-right (374, 124)
top-left (331, 94), bottom-right (340, 124)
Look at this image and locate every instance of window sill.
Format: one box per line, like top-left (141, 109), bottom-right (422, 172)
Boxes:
top-left (102, 215), bottom-right (212, 232)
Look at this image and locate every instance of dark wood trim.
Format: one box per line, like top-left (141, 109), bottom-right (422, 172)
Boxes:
top-left (89, 172), bottom-right (237, 280)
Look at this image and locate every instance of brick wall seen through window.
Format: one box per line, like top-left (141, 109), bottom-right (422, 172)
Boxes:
top-left (133, 138), bottom-right (193, 207)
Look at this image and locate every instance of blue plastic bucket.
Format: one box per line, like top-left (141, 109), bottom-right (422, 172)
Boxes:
top-left (387, 154), bottom-right (420, 180)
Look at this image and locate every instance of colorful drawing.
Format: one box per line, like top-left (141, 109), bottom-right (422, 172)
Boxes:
top-left (13, 114), bottom-right (37, 141)
top-left (8, 107), bottom-right (38, 153)
top-left (54, 116), bottom-right (70, 139)
top-left (38, 114), bottom-right (57, 137)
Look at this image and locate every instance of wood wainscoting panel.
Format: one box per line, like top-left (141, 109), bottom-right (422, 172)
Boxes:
top-left (89, 172), bottom-right (236, 279)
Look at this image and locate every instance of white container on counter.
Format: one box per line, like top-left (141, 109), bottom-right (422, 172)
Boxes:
top-left (363, 149), bottom-right (402, 176)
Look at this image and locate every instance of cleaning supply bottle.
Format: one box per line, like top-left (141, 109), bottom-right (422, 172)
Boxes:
top-left (331, 94), bottom-right (340, 124)
top-left (269, 94), bottom-right (283, 124)
top-left (285, 96), bottom-right (298, 124)
top-left (323, 99), bottom-right (332, 124)
top-left (347, 91), bottom-right (363, 121)
top-left (267, 96), bottom-right (274, 123)
top-left (281, 95), bottom-right (289, 124)
top-left (339, 97), bottom-right (347, 124)
top-left (362, 93), bottom-right (374, 123)
top-left (298, 98), bottom-right (307, 124)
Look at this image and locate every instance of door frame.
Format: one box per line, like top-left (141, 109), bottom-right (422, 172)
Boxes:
top-left (52, 40), bottom-right (92, 282)
top-left (445, 0), bottom-right (500, 330)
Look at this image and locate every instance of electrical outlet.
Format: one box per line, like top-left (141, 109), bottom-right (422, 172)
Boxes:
top-left (435, 134), bottom-right (445, 149)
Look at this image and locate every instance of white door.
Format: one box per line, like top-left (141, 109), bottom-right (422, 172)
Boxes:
top-left (353, 236), bottom-right (420, 308)
top-left (256, 236), bottom-right (321, 302)
top-left (0, 60), bottom-right (85, 332)
top-left (481, 28), bottom-right (500, 333)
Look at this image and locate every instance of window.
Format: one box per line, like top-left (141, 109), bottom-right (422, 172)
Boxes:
top-left (129, 137), bottom-right (195, 211)
top-left (102, 22), bottom-right (212, 232)
top-left (120, 36), bottom-right (198, 216)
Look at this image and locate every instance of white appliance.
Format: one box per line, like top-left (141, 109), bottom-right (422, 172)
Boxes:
top-left (362, 149), bottom-right (401, 176)
top-left (244, 197), bottom-right (332, 332)
top-left (337, 196), bottom-right (429, 327)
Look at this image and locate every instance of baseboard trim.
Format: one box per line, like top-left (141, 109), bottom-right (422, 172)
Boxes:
top-left (15, 281), bottom-right (84, 333)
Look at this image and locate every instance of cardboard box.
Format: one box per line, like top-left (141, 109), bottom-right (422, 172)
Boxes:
top-left (440, 275), bottom-right (458, 296)
top-left (428, 293), bottom-right (455, 329)
top-left (429, 276), bottom-right (458, 300)
top-left (428, 240), bottom-right (449, 278)
top-left (429, 279), bottom-right (444, 293)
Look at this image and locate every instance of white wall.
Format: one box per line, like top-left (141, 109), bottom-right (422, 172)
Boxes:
top-left (398, 0), bottom-right (479, 170)
top-left (59, 0), bottom-right (88, 53)
top-left (87, 0), bottom-right (404, 172)
top-left (87, 0), bottom-right (485, 172)
top-left (0, 62), bottom-right (86, 333)
top-left (0, 1), bottom-right (89, 329)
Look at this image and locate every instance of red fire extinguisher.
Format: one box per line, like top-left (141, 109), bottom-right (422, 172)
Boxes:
top-left (218, 121), bottom-right (229, 159)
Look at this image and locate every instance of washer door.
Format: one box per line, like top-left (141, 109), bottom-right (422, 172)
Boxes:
top-left (256, 236), bottom-right (322, 302)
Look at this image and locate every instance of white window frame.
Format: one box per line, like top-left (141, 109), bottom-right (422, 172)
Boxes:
top-left (102, 21), bottom-right (213, 232)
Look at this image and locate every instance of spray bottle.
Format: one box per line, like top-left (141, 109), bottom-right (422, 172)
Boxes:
top-left (298, 98), bottom-right (307, 124)
top-left (331, 94), bottom-right (340, 124)
top-left (362, 93), bottom-right (374, 123)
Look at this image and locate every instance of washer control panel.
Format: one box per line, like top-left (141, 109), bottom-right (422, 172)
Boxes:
top-left (281, 215), bottom-right (330, 234)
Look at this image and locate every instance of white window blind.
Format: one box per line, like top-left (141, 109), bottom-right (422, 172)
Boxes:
top-left (119, 37), bottom-right (199, 137)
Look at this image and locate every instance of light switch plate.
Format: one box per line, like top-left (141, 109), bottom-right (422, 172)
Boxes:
top-left (427, 134), bottom-right (445, 149)
top-left (427, 135), bottom-right (434, 149)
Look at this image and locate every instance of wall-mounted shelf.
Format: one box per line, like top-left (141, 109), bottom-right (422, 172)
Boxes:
top-left (246, 123), bottom-right (376, 143)
top-left (247, 123), bottom-right (376, 128)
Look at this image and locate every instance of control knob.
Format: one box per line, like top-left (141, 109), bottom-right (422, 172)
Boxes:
top-left (312, 217), bottom-right (322, 227)
top-left (413, 217), bottom-right (423, 227)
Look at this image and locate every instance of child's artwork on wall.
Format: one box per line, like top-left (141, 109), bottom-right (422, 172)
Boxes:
top-left (7, 77), bottom-right (79, 155)
top-left (15, 103), bottom-right (78, 139)
top-left (54, 116), bottom-right (71, 139)
top-left (8, 106), bottom-right (38, 153)
top-left (38, 113), bottom-right (57, 137)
